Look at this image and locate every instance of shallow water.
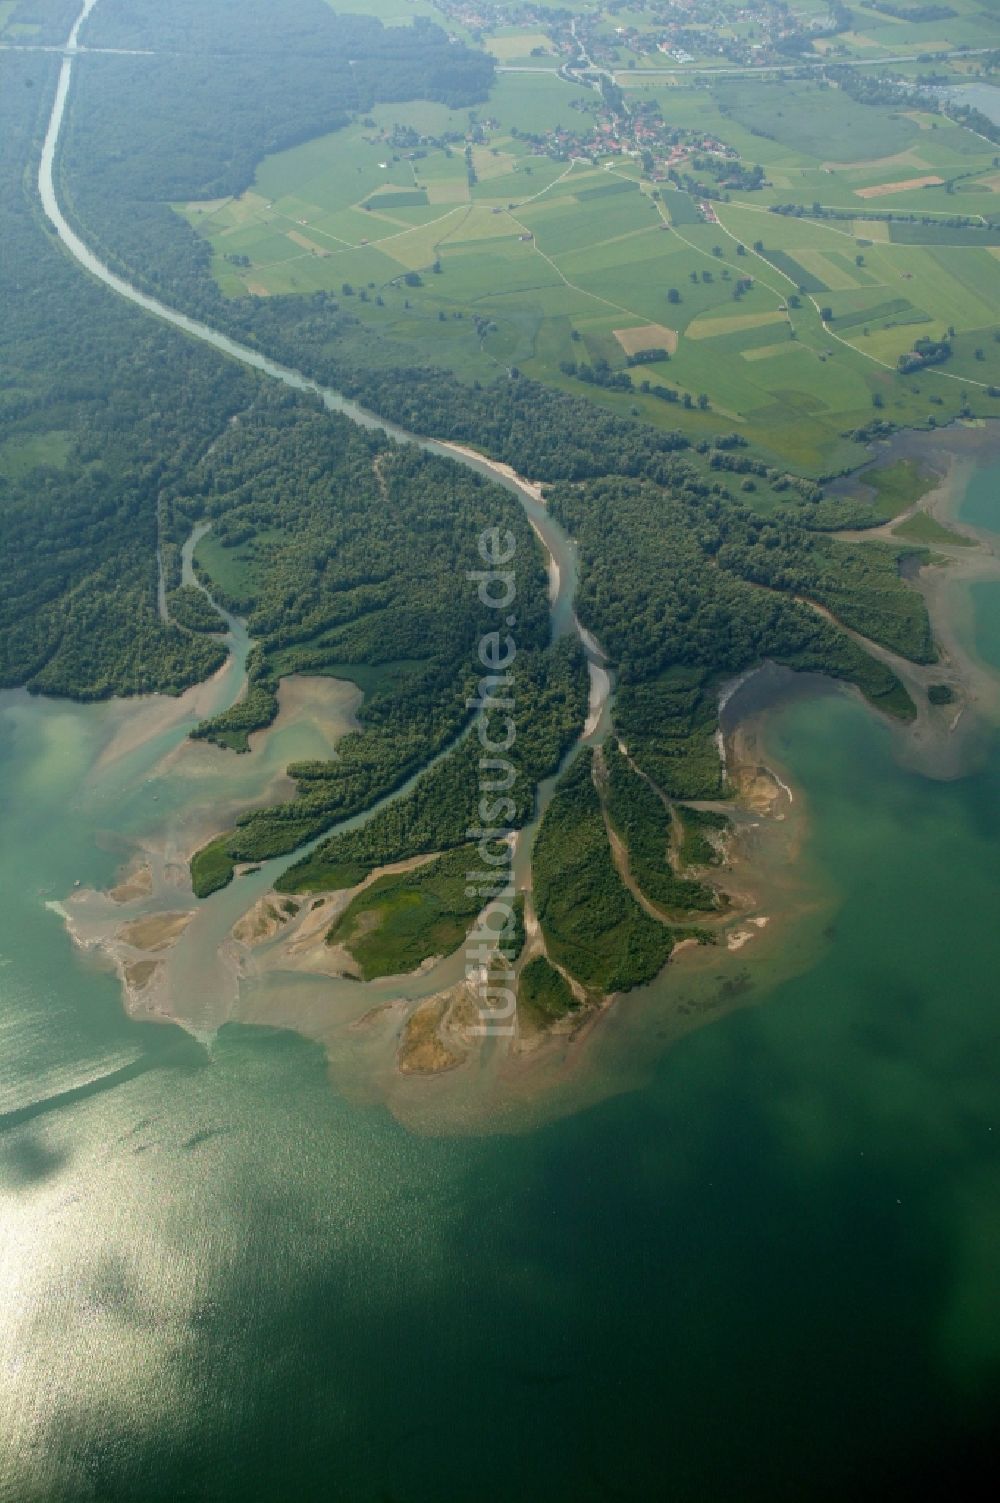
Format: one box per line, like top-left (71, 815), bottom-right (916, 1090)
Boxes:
top-left (2, 447), bottom-right (1000, 1499)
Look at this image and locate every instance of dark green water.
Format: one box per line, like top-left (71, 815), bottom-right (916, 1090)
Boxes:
top-left (2, 463), bottom-right (1000, 1502)
top-left (960, 458), bottom-right (1000, 675)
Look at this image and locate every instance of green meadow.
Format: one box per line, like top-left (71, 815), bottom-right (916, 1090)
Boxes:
top-left (326, 846), bottom-right (481, 981)
top-left (0, 429), bottom-right (73, 479)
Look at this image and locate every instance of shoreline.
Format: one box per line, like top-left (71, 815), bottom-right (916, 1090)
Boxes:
top-left (44, 425), bottom-right (1000, 1128)
top-left (817, 422), bottom-right (1000, 779)
top-left (870, 427), bottom-right (1000, 773)
top-left (436, 440), bottom-right (547, 504)
top-left (217, 697), bottom-right (807, 1101)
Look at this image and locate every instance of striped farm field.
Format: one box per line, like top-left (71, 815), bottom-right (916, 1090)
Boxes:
top-left (686, 310), bottom-right (790, 340)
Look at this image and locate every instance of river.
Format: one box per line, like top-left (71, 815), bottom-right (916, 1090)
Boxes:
top-left (2, 4), bottom-right (1000, 1498)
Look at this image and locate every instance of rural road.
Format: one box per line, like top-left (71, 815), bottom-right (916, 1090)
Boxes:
top-left (496, 44), bottom-right (996, 79)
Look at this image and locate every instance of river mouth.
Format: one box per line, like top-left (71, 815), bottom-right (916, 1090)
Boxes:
top-left (36, 398), bottom-right (1000, 1130)
top-left (45, 633), bottom-right (818, 1134)
top-left (32, 0), bottom-right (1000, 1130)
top-left (6, 595), bottom-right (1000, 1498)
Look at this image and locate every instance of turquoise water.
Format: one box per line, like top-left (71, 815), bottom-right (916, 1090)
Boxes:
top-left (960, 454), bottom-right (1000, 538)
top-left (970, 580), bottom-right (1000, 674)
top-left (1, 458), bottom-right (999, 1500)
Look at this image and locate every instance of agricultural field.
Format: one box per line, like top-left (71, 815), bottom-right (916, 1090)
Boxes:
top-left (806, 1), bottom-right (1000, 65)
top-left (0, 0), bottom-right (39, 39)
top-left (177, 22), bottom-right (1000, 473)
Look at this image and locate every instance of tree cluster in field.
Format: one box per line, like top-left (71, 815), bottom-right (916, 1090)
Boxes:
top-left (847, 418), bottom-right (898, 445)
top-left (687, 155), bottom-right (766, 195)
top-left (770, 202), bottom-right (1000, 241)
top-left (625, 348), bottom-right (671, 368)
top-left (898, 338), bottom-right (952, 375)
top-left (559, 358), bottom-right (633, 391)
top-left (861, 4), bottom-right (956, 20)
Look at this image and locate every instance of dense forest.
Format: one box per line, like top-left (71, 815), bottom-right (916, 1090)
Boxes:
top-left (0, 50), bottom-right (258, 698)
top-left (5, 0), bottom-right (80, 44)
top-left (182, 393), bottom-right (561, 895)
top-left (67, 0), bottom-right (493, 203)
top-left (601, 741), bottom-right (718, 915)
top-left (518, 956), bottom-right (577, 1023)
top-left (277, 637), bottom-right (588, 895)
top-left (532, 751), bottom-right (677, 995)
top-left (165, 585), bottom-right (227, 636)
top-left (88, 0), bottom-right (494, 106)
top-left (546, 475), bottom-right (919, 797)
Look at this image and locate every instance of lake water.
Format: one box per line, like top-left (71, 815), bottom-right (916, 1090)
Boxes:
top-left (937, 81), bottom-right (1000, 127)
top-left (1, 446), bottom-right (999, 1500)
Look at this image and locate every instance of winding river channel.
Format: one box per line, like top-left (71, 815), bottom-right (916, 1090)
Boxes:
top-left (38, 0), bottom-right (623, 1056)
top-left (40, 0), bottom-right (598, 657)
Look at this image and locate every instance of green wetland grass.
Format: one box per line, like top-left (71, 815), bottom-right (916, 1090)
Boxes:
top-left (326, 846), bottom-right (481, 980)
